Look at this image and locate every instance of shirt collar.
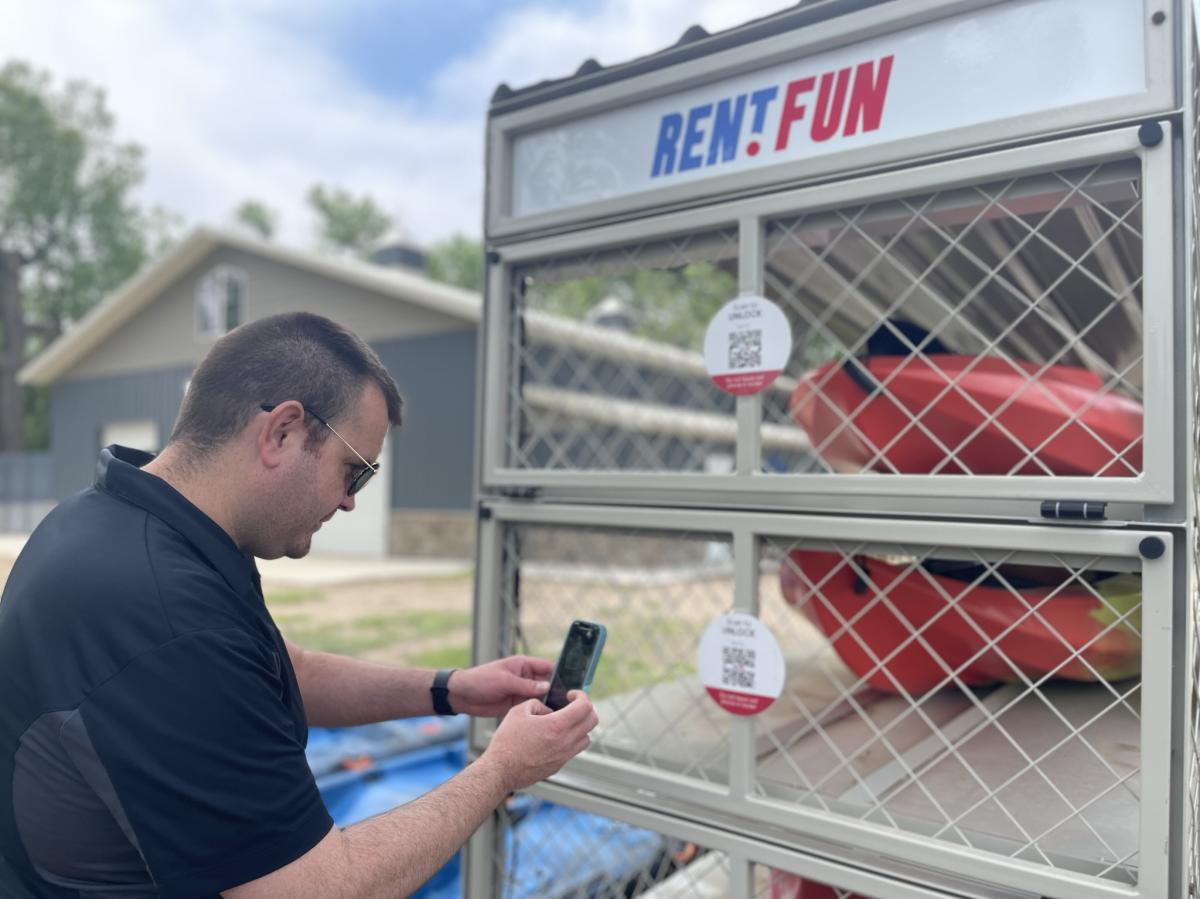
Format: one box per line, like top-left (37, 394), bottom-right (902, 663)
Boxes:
top-left (95, 445), bottom-right (259, 597)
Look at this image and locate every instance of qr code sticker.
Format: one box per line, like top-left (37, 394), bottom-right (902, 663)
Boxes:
top-left (728, 329), bottom-right (762, 370)
top-left (722, 646), bottom-right (756, 689)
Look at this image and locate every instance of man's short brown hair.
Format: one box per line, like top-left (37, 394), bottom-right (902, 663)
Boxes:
top-left (170, 312), bottom-right (403, 455)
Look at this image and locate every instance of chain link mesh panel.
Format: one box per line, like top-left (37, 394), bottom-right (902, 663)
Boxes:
top-left (491, 518), bottom-right (1147, 891)
top-left (486, 801), bottom-right (868, 899)
top-left (500, 524), bottom-right (736, 781)
top-left (489, 797), bottom-right (711, 899)
top-left (763, 538), bottom-right (1142, 887)
top-left (763, 158), bottom-right (1144, 480)
top-left (508, 228), bottom-right (809, 473)
top-left (502, 154), bottom-right (1148, 488)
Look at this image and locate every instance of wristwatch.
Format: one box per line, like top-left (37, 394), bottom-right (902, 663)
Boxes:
top-left (431, 668), bottom-right (457, 716)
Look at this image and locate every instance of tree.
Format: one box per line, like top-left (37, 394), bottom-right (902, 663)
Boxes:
top-left (306, 184), bottom-right (392, 258)
top-left (523, 263), bottom-right (736, 351)
top-left (0, 61), bottom-right (157, 450)
top-left (426, 233), bottom-right (483, 292)
top-left (422, 234), bottom-right (737, 352)
top-left (232, 199), bottom-right (277, 239)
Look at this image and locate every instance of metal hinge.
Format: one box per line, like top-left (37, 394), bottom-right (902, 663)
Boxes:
top-left (498, 486), bottom-right (541, 500)
top-left (1039, 500), bottom-right (1106, 521)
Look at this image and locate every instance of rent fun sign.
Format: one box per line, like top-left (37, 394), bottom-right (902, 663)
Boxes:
top-left (508, 0), bottom-right (1146, 221)
top-left (649, 56), bottom-right (893, 179)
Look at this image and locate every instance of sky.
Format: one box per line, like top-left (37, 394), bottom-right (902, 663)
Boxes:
top-left (2, 0), bottom-right (796, 248)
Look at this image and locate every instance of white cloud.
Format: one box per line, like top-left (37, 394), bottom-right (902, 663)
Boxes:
top-left (435, 0), bottom-right (802, 114)
top-left (1, 0), bottom-right (794, 247)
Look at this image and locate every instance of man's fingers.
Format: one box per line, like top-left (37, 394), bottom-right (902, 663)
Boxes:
top-left (525, 698), bottom-right (552, 716)
top-left (514, 655), bottom-right (554, 678)
top-left (500, 655), bottom-right (553, 679)
top-left (505, 671), bottom-right (550, 696)
top-left (525, 676), bottom-right (551, 695)
top-left (553, 692), bottom-right (598, 730)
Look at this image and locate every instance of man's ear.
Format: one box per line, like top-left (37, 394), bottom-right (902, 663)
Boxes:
top-left (256, 402), bottom-right (307, 470)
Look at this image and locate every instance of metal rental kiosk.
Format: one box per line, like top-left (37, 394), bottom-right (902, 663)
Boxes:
top-left (466, 1), bottom-right (1198, 896)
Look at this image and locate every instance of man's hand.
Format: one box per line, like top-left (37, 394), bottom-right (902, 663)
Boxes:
top-left (223, 691), bottom-right (599, 899)
top-left (446, 656), bottom-right (553, 717)
top-left (483, 691), bottom-right (599, 793)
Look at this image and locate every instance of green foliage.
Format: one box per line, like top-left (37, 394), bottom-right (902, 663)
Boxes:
top-left (306, 183), bottom-right (392, 257)
top-left (22, 384), bottom-right (48, 449)
top-left (142, 205), bottom-right (184, 258)
top-left (426, 232), bottom-right (483, 291)
top-left (232, 199), bottom-right (277, 239)
top-left (423, 234), bottom-right (736, 351)
top-left (0, 61), bottom-right (166, 448)
top-left (525, 261), bottom-right (737, 351)
top-left (0, 61), bottom-right (153, 329)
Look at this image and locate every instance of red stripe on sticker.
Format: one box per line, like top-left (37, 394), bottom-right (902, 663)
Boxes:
top-left (705, 686), bottom-right (776, 716)
top-left (712, 370), bottom-right (782, 396)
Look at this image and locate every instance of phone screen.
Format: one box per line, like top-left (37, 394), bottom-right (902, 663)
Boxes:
top-left (545, 621), bottom-right (603, 711)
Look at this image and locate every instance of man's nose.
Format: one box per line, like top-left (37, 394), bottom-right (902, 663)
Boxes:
top-left (339, 492), bottom-right (356, 513)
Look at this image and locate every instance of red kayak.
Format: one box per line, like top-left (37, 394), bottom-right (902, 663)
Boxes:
top-left (769, 872), bottom-right (865, 899)
top-left (788, 355), bottom-right (1143, 476)
top-left (779, 550), bottom-right (1141, 694)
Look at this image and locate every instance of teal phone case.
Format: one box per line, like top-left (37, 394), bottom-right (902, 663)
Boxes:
top-left (546, 619), bottom-right (607, 707)
top-left (577, 621), bottom-right (606, 692)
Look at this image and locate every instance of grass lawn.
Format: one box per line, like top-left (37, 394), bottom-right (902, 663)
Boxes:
top-left (261, 573), bottom-right (736, 699)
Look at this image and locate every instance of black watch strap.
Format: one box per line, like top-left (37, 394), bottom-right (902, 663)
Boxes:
top-left (431, 668), bottom-right (457, 716)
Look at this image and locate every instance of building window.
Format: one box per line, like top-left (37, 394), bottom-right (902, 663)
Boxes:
top-left (101, 420), bottom-right (160, 453)
top-left (196, 266), bottom-right (246, 338)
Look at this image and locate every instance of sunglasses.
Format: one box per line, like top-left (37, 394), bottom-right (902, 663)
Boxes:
top-left (260, 403), bottom-right (380, 496)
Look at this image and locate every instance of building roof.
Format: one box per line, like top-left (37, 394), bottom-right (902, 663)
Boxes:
top-left (487, 0), bottom-right (887, 116)
top-left (19, 227), bottom-right (482, 387)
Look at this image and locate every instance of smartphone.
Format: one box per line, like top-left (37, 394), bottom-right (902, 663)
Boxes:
top-left (543, 620), bottom-right (607, 711)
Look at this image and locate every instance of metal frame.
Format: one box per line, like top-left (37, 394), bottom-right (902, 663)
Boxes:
top-left (471, 4), bottom-right (1193, 897)
top-left (480, 124), bottom-right (1177, 511)
top-left (485, 0), bottom-right (1175, 240)
top-left (470, 501), bottom-right (1175, 899)
top-left (1179, 7), bottom-right (1200, 898)
top-left (469, 777), bottom-right (1023, 899)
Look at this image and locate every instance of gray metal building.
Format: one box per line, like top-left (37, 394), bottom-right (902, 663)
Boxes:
top-left (19, 228), bottom-right (482, 557)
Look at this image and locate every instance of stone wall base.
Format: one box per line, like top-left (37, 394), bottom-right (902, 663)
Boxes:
top-left (390, 509), bottom-right (476, 559)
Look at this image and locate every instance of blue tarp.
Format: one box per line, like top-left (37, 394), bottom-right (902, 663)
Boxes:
top-left (307, 716), bottom-right (468, 778)
top-left (306, 718), bottom-right (676, 899)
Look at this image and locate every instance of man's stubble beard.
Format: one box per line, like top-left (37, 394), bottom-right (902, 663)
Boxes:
top-left (285, 530), bottom-right (315, 559)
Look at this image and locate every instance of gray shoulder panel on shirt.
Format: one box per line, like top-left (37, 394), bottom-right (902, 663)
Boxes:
top-left (13, 710), bottom-right (156, 894)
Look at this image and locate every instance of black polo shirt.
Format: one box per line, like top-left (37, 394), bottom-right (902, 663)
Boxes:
top-left (0, 446), bottom-right (333, 898)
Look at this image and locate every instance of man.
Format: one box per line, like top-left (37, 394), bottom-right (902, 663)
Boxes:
top-left (0, 312), bottom-right (597, 898)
